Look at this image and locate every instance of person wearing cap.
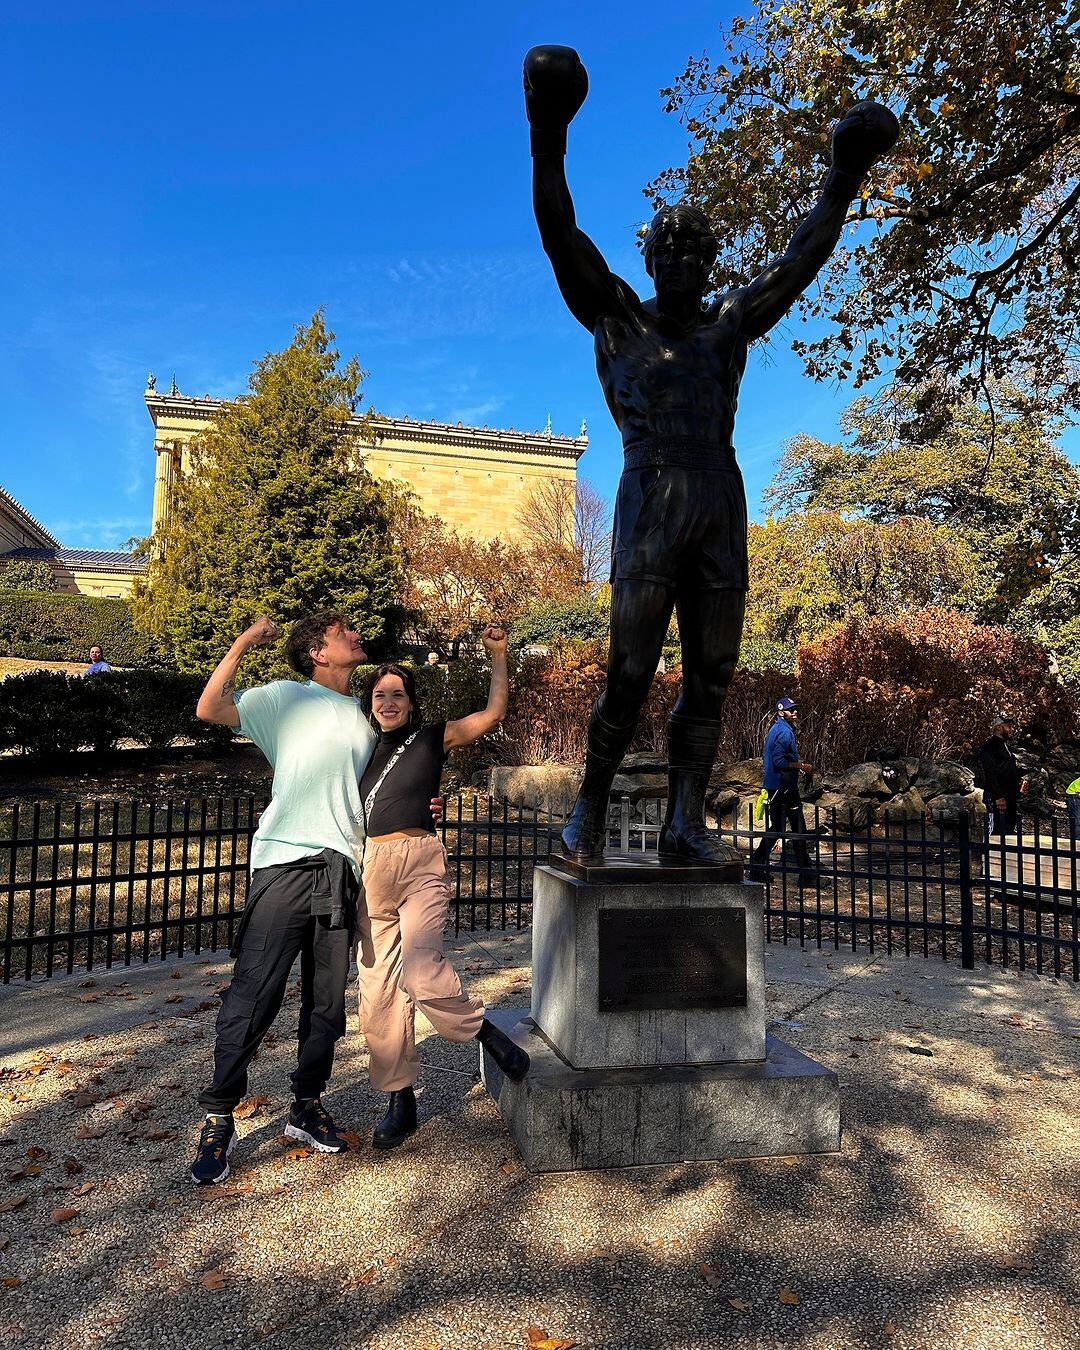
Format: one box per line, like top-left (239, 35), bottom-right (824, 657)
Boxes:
top-left (978, 716), bottom-right (1020, 836)
top-left (747, 696), bottom-right (817, 882)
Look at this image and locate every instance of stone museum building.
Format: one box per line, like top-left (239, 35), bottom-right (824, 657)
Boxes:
top-left (1, 381), bottom-right (587, 597)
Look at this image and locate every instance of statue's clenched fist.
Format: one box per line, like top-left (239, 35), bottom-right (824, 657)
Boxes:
top-left (830, 100), bottom-right (901, 180)
top-left (524, 45), bottom-right (588, 154)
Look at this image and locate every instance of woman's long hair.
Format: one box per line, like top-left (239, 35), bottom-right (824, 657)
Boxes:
top-left (361, 663), bottom-right (423, 731)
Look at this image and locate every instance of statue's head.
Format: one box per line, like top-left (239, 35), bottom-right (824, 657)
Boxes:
top-left (643, 203), bottom-right (718, 300)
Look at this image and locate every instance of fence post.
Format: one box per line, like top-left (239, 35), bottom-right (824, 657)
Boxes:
top-left (619, 796), bottom-right (630, 854)
top-left (958, 810), bottom-right (975, 970)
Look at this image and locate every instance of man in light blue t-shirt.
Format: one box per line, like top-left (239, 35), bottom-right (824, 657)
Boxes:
top-left (187, 610), bottom-right (377, 1184)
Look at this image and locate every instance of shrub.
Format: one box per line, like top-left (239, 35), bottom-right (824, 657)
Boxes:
top-left (0, 669), bottom-right (231, 759)
top-left (797, 607), bottom-right (1077, 768)
top-left (515, 598), bottom-right (610, 647)
top-left (0, 591), bottom-right (159, 665)
top-left (0, 560), bottom-right (55, 592)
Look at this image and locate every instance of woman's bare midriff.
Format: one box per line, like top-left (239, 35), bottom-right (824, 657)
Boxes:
top-left (368, 828), bottom-right (436, 842)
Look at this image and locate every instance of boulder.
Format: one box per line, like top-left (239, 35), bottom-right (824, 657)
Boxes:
top-left (913, 760), bottom-right (975, 799)
top-left (709, 758), bottom-right (764, 795)
top-left (875, 788), bottom-right (927, 823)
top-left (619, 751), bottom-right (667, 773)
top-left (611, 771), bottom-right (668, 803)
top-left (487, 765), bottom-right (581, 813)
top-left (822, 761), bottom-right (896, 799)
top-left (1046, 739), bottom-right (1080, 773)
top-left (809, 791), bottom-right (872, 830)
top-left (713, 791), bottom-right (762, 827)
top-left (927, 791), bottom-right (987, 827)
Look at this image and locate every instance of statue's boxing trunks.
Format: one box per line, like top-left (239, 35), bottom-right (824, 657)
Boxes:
top-left (610, 440), bottom-right (749, 593)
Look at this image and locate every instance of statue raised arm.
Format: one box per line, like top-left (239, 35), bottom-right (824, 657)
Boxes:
top-left (524, 45), bottom-right (899, 868)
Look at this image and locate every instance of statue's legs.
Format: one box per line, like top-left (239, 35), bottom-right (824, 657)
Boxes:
top-left (658, 587), bottom-right (745, 866)
top-left (560, 579), bottom-right (674, 861)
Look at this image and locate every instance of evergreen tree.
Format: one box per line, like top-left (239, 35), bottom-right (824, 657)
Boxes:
top-left (132, 313), bottom-right (410, 679)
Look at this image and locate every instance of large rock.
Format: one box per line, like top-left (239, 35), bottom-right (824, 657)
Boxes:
top-left (610, 771), bottom-right (668, 803)
top-left (807, 791), bottom-right (872, 830)
top-left (1046, 740), bottom-right (1080, 773)
top-left (823, 761), bottom-right (897, 799)
top-left (619, 751), bottom-right (667, 774)
top-left (488, 765), bottom-right (581, 813)
top-left (874, 788), bottom-right (927, 823)
top-left (914, 760), bottom-right (975, 799)
top-left (709, 758), bottom-right (764, 795)
top-left (928, 791), bottom-right (987, 827)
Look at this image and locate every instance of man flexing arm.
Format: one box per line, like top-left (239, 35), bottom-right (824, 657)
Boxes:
top-left (740, 100), bottom-right (900, 339)
top-left (195, 616), bottom-right (279, 727)
top-left (525, 45), bottom-right (642, 332)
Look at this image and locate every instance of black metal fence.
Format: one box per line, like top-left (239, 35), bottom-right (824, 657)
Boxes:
top-left (1, 793), bottom-right (1077, 983)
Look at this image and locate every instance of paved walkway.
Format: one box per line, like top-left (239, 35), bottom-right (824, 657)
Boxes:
top-left (0, 935), bottom-right (1077, 1349)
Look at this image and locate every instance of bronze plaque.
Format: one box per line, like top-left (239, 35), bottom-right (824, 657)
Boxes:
top-left (598, 907), bottom-right (747, 1012)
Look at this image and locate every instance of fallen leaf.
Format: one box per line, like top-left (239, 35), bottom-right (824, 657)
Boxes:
top-left (4, 1169), bottom-right (28, 1184)
top-left (74, 1125), bottom-right (106, 1140)
top-left (79, 979), bottom-right (97, 988)
top-left (0, 1196), bottom-right (27, 1213)
top-left (25, 1148), bottom-right (48, 1163)
top-left (526, 1331), bottom-right (577, 1350)
top-left (70, 1183), bottom-right (95, 1198)
top-left (164, 994), bottom-right (183, 1005)
top-left (1, 1276), bottom-right (22, 1289)
top-left (69, 1226), bottom-right (85, 1237)
top-left (170, 969), bottom-right (183, 980)
top-left (50, 1207), bottom-right (80, 1224)
top-left (884, 1320), bottom-right (899, 1336)
top-left (338, 1131), bottom-right (363, 1152)
top-left (284, 1146), bottom-right (312, 1162)
top-left (499, 1161), bottom-right (516, 1175)
top-left (907, 1046), bottom-right (934, 1057)
top-left (698, 1263), bottom-right (722, 1288)
top-left (78, 993), bottom-right (100, 1004)
top-left (0, 1236), bottom-right (8, 1250)
top-left (778, 1287), bottom-right (801, 1306)
top-left (62, 1158), bottom-right (83, 1176)
top-left (233, 1095), bottom-right (269, 1121)
top-left (72, 1093), bottom-right (99, 1110)
top-left (727, 1297), bottom-right (751, 1311)
top-left (200, 1267), bottom-right (230, 1291)
top-left (998, 1255), bottom-right (1033, 1271)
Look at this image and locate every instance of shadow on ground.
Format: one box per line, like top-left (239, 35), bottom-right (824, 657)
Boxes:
top-left (0, 936), bottom-right (1077, 1349)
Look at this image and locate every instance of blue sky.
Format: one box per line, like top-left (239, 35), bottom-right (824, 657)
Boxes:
top-left (2, 2), bottom-right (1070, 551)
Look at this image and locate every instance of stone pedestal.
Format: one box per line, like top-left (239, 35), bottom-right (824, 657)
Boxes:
top-left (481, 857), bottom-right (840, 1172)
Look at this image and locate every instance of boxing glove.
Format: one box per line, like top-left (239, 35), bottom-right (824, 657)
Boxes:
top-left (824, 100), bottom-right (901, 198)
top-left (524, 45), bottom-right (589, 156)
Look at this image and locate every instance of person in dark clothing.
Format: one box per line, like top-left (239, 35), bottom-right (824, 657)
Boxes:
top-left (747, 697), bottom-right (817, 882)
top-left (357, 625), bottom-right (529, 1151)
top-left (979, 717), bottom-right (1020, 836)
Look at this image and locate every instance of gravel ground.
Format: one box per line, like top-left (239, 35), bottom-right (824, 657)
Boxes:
top-left (0, 935), bottom-right (1077, 1350)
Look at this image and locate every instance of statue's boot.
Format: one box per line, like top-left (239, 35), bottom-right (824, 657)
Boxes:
top-left (561, 702), bottom-right (637, 863)
top-left (658, 713), bottom-right (744, 871)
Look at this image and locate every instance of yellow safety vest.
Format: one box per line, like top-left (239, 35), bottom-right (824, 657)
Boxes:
top-left (1067, 777), bottom-right (1080, 796)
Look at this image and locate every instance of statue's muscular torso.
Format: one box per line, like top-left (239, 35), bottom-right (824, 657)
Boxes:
top-left (594, 289), bottom-right (749, 451)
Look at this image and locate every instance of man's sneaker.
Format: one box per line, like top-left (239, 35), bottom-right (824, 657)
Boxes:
top-left (190, 1114), bottom-right (236, 1185)
top-left (285, 1098), bottom-right (348, 1153)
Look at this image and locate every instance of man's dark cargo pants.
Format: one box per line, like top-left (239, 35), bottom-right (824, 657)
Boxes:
top-left (198, 863), bottom-right (352, 1114)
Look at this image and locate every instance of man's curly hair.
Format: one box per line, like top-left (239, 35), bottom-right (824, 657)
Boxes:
top-left (284, 611), bottom-right (345, 677)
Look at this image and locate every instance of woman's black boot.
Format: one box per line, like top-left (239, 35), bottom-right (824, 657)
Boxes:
top-left (477, 1018), bottom-right (530, 1082)
top-left (372, 1086), bottom-right (417, 1150)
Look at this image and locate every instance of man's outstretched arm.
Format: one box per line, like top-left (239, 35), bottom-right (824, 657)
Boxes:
top-left (526, 46), bottom-right (640, 331)
top-left (741, 101), bottom-right (900, 340)
top-left (196, 616), bottom-right (278, 726)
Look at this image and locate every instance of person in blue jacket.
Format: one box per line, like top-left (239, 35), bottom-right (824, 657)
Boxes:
top-left (747, 696), bottom-right (817, 882)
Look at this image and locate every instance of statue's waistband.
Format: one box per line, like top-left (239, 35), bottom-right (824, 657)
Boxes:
top-left (622, 438), bottom-right (738, 472)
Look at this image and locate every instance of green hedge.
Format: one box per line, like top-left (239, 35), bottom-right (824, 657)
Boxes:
top-left (0, 590), bottom-right (158, 665)
top-left (0, 670), bottom-right (232, 759)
